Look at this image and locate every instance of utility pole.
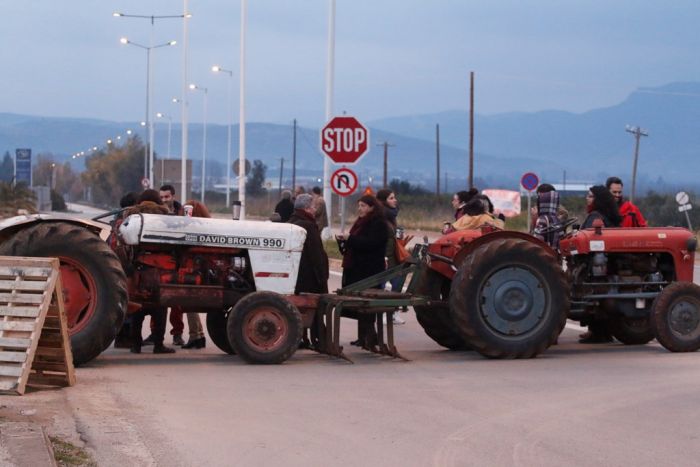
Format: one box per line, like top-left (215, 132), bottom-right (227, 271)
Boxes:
top-left (436, 123), bottom-right (441, 196)
top-left (291, 119), bottom-right (297, 193)
top-left (468, 71), bottom-right (475, 189)
top-left (377, 141), bottom-right (395, 188)
top-left (278, 157), bottom-right (285, 193)
top-left (625, 125), bottom-right (649, 203)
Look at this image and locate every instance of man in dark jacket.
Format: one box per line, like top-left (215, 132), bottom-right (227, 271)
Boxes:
top-left (274, 190), bottom-right (295, 222)
top-left (288, 194), bottom-right (329, 294)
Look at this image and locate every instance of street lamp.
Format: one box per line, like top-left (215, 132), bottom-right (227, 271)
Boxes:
top-left (212, 65), bottom-right (235, 208)
top-left (120, 37), bottom-right (176, 187)
top-left (189, 84), bottom-right (208, 203)
top-left (156, 112), bottom-right (173, 185)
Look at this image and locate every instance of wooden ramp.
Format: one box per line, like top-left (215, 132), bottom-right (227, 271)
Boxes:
top-left (0, 256), bottom-right (75, 395)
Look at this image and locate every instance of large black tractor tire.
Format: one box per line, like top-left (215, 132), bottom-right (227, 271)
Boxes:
top-left (206, 308), bottom-right (235, 355)
top-left (650, 282), bottom-right (700, 352)
top-left (608, 315), bottom-right (654, 345)
top-left (413, 268), bottom-right (470, 350)
top-left (227, 291), bottom-right (302, 364)
top-left (0, 222), bottom-right (127, 365)
top-left (449, 238), bottom-right (568, 359)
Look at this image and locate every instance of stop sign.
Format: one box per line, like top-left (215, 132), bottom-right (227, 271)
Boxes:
top-left (320, 116), bottom-right (369, 164)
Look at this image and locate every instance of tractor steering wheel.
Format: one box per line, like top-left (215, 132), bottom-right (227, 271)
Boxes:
top-left (534, 217), bottom-right (578, 236)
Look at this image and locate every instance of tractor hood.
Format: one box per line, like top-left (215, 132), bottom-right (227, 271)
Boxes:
top-left (120, 213), bottom-right (307, 252)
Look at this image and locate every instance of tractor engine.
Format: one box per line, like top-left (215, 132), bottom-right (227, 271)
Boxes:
top-left (127, 247), bottom-right (254, 310)
top-left (567, 252), bottom-right (668, 319)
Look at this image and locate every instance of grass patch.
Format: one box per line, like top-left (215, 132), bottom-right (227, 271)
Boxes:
top-left (50, 436), bottom-right (97, 467)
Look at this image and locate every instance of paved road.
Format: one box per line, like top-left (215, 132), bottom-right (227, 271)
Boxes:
top-left (32, 270), bottom-right (699, 466)
top-left (10, 204), bottom-right (698, 465)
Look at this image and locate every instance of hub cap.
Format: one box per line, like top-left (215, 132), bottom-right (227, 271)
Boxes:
top-left (59, 257), bottom-right (97, 334)
top-left (668, 299), bottom-right (700, 339)
top-left (243, 306), bottom-right (288, 352)
top-left (480, 267), bottom-right (546, 336)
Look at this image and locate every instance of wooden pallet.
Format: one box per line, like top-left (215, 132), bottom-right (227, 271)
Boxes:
top-left (0, 256), bottom-right (75, 395)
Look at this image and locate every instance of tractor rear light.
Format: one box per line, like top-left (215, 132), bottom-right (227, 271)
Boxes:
top-left (635, 298), bottom-right (646, 309)
top-left (687, 237), bottom-right (697, 252)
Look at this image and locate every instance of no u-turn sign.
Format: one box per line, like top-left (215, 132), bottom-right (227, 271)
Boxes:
top-left (330, 168), bottom-right (358, 197)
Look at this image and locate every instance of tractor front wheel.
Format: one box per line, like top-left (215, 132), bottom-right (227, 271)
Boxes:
top-left (651, 282), bottom-right (700, 352)
top-left (227, 292), bottom-right (302, 364)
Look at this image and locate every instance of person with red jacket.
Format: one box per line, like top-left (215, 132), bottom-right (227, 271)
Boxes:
top-left (606, 176), bottom-right (647, 227)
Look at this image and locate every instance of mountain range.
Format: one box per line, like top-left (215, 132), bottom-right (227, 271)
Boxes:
top-left (1, 81), bottom-right (698, 192)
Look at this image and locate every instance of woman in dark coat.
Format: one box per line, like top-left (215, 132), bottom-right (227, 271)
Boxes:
top-left (339, 195), bottom-right (388, 287)
top-left (582, 185), bottom-right (622, 229)
top-left (337, 195), bottom-right (388, 347)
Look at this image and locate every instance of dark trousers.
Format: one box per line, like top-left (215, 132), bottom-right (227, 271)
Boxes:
top-left (131, 306), bottom-right (168, 346)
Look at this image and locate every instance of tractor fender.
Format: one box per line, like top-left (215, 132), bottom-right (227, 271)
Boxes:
top-left (452, 230), bottom-right (557, 269)
top-left (0, 214), bottom-right (110, 246)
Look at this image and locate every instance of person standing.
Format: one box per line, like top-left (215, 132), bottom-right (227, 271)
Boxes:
top-left (337, 195), bottom-right (389, 347)
top-left (377, 188), bottom-right (406, 324)
top-left (274, 190), bottom-right (294, 222)
top-left (605, 176), bottom-right (647, 227)
top-left (177, 200), bottom-right (209, 349)
top-left (125, 190), bottom-right (175, 354)
top-left (311, 186), bottom-right (329, 232)
top-left (152, 184), bottom-right (187, 346)
top-left (579, 185), bottom-right (622, 344)
top-left (288, 194), bottom-right (329, 295)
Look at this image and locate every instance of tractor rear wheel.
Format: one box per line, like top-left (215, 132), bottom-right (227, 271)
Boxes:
top-left (206, 309), bottom-right (235, 354)
top-left (449, 238), bottom-right (568, 358)
top-left (608, 315), bottom-right (654, 345)
top-left (651, 282), bottom-right (700, 352)
top-left (0, 222), bottom-right (127, 365)
top-left (227, 291), bottom-right (302, 364)
top-left (413, 268), bottom-right (469, 350)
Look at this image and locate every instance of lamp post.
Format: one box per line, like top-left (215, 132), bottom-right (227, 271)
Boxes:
top-left (156, 112), bottom-right (173, 185)
top-left (119, 37), bottom-right (176, 187)
top-left (189, 84), bottom-right (208, 203)
top-left (212, 65), bottom-right (234, 208)
top-left (114, 12), bottom-right (187, 184)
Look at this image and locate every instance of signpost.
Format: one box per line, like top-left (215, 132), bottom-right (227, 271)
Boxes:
top-left (320, 116), bottom-right (370, 234)
top-left (521, 172), bottom-right (539, 230)
top-left (676, 191), bottom-right (693, 230)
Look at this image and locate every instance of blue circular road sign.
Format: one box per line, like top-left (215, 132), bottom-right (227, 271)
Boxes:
top-left (520, 172), bottom-right (539, 191)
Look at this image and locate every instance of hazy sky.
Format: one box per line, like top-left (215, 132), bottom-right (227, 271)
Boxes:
top-left (2, 1), bottom-right (698, 127)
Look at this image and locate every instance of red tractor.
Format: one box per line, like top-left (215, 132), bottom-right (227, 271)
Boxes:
top-left (412, 221), bottom-right (700, 358)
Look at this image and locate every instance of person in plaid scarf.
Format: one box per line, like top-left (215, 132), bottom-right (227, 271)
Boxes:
top-left (533, 188), bottom-right (564, 249)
